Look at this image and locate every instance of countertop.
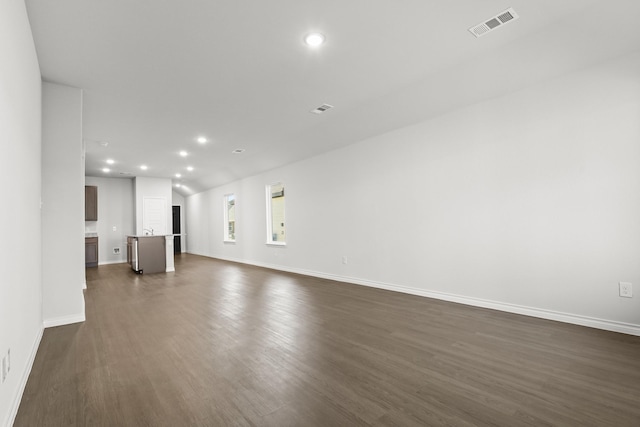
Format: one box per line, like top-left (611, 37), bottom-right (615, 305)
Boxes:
top-left (127, 234), bottom-right (183, 238)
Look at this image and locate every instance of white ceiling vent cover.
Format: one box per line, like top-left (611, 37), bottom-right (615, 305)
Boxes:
top-left (469, 8), bottom-right (518, 38)
top-left (310, 104), bottom-right (334, 114)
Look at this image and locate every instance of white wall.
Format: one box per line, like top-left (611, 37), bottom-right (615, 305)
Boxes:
top-left (41, 82), bottom-right (85, 327)
top-left (134, 177), bottom-right (172, 236)
top-left (85, 176), bottom-right (135, 264)
top-left (187, 51), bottom-right (640, 335)
top-left (0, 1), bottom-right (43, 425)
top-left (172, 191), bottom-right (187, 252)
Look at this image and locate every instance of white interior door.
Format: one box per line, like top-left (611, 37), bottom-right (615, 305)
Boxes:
top-left (143, 197), bottom-right (167, 235)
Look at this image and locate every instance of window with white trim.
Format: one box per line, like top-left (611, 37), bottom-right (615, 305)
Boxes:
top-left (223, 193), bottom-right (235, 242)
top-left (266, 183), bottom-right (285, 245)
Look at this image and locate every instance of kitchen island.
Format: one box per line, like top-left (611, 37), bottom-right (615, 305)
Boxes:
top-left (127, 235), bottom-right (176, 274)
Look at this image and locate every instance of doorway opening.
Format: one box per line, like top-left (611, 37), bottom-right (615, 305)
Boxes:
top-left (172, 205), bottom-right (181, 254)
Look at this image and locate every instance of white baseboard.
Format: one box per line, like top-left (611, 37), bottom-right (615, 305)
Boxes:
top-left (195, 252), bottom-right (640, 337)
top-left (4, 325), bottom-right (43, 427)
top-left (98, 260), bottom-right (127, 266)
top-left (43, 313), bottom-right (85, 328)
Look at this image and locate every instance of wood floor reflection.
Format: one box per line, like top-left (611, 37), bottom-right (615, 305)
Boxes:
top-left (15, 254), bottom-right (640, 426)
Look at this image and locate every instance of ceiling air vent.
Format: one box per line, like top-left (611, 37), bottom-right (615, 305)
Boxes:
top-left (310, 104), bottom-right (334, 114)
top-left (469, 8), bottom-right (518, 38)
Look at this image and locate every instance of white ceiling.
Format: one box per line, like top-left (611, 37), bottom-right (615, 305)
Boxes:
top-left (25, 0), bottom-right (640, 195)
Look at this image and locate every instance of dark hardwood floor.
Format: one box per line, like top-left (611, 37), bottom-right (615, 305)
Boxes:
top-left (15, 254), bottom-right (640, 426)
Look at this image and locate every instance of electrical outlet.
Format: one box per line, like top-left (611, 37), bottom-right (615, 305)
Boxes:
top-left (342, 256), bottom-right (348, 265)
top-left (619, 282), bottom-right (633, 298)
top-left (113, 247), bottom-right (120, 255)
top-left (112, 226), bottom-right (117, 232)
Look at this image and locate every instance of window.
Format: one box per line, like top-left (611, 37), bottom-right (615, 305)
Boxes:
top-left (223, 193), bottom-right (235, 242)
top-left (266, 183), bottom-right (285, 245)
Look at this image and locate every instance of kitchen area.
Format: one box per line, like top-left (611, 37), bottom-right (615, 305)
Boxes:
top-left (126, 231), bottom-right (182, 274)
top-left (84, 176), bottom-right (186, 273)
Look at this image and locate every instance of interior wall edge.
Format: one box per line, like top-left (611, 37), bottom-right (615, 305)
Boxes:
top-left (189, 251), bottom-right (640, 337)
top-left (3, 325), bottom-right (43, 427)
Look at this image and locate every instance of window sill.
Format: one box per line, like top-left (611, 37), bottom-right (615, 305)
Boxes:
top-left (266, 241), bottom-right (286, 247)
top-left (223, 240), bottom-right (236, 244)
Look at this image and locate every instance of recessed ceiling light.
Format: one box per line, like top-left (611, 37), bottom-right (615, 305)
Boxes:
top-left (179, 151), bottom-right (188, 157)
top-left (102, 168), bottom-right (110, 173)
top-left (232, 149), bottom-right (245, 154)
top-left (106, 159), bottom-right (115, 165)
top-left (175, 173), bottom-right (182, 178)
top-left (197, 137), bottom-right (207, 144)
top-left (305, 33), bottom-right (325, 47)
top-left (187, 166), bottom-right (194, 171)
top-left (140, 165), bottom-right (148, 170)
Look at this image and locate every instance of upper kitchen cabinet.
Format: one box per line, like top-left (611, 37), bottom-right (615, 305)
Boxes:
top-left (85, 185), bottom-right (98, 221)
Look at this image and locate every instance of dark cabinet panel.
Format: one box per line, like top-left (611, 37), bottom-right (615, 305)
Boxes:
top-left (127, 236), bottom-right (134, 267)
top-left (137, 237), bottom-right (166, 274)
top-left (85, 237), bottom-right (98, 267)
top-left (127, 236), bottom-right (165, 274)
top-left (85, 185), bottom-right (98, 221)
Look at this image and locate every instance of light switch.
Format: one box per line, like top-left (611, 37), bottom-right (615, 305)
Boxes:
top-left (112, 226), bottom-right (117, 232)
